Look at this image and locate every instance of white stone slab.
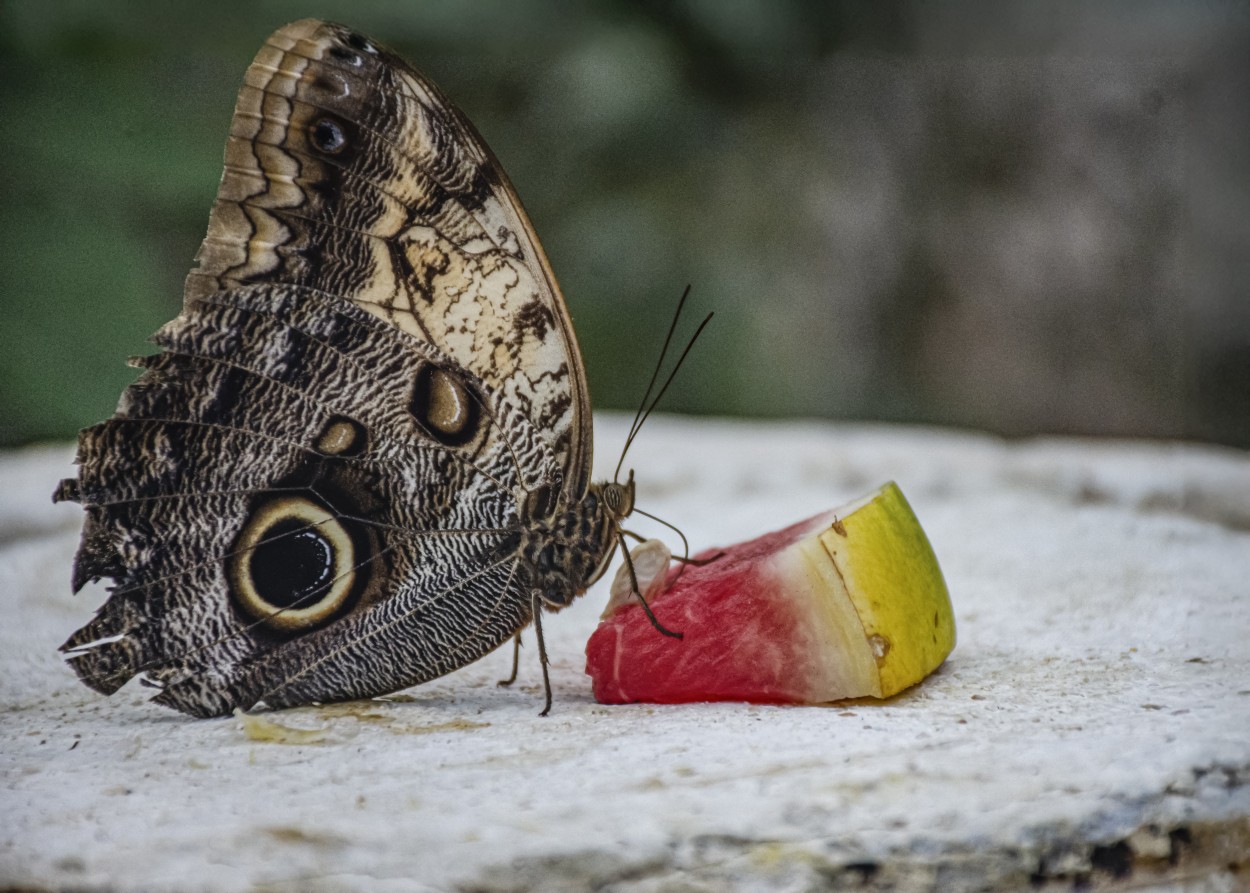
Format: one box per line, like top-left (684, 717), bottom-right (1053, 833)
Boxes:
top-left (2, 416), bottom-right (1247, 892)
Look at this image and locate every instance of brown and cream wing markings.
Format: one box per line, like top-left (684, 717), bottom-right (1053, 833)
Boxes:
top-left (188, 18), bottom-right (592, 499)
top-left (54, 19), bottom-right (626, 717)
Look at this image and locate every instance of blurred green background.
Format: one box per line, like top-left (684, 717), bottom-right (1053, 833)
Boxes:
top-left (2, 0), bottom-right (1248, 448)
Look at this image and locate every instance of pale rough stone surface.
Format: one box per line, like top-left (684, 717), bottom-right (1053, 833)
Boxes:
top-left (1, 415), bottom-right (1248, 892)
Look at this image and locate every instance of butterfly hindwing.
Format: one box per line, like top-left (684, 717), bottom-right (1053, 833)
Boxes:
top-left (62, 284), bottom-right (552, 716)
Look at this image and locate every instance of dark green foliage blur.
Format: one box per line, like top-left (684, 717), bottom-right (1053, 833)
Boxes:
top-left (3, 1), bottom-right (1248, 448)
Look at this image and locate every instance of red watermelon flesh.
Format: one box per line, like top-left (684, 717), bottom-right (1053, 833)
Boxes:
top-left (586, 510), bottom-right (858, 704)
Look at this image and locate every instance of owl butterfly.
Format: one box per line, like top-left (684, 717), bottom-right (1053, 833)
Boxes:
top-left (55, 19), bottom-right (696, 718)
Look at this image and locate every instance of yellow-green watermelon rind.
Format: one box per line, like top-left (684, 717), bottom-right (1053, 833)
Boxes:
top-left (816, 482), bottom-right (956, 698)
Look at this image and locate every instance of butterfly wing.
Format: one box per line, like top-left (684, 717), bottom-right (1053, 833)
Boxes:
top-left (57, 20), bottom-right (592, 716)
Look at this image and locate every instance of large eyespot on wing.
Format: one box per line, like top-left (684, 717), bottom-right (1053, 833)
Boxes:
top-left (228, 495), bottom-right (360, 632)
top-left (185, 18), bottom-right (593, 502)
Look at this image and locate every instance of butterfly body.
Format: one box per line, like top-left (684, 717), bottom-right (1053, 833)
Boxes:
top-left (56, 20), bottom-right (623, 717)
top-left (520, 483), bottom-right (627, 608)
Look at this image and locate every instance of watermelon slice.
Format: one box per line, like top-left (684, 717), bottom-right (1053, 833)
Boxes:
top-left (585, 482), bottom-right (955, 705)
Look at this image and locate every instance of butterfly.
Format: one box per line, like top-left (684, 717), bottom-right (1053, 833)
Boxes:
top-left (54, 19), bottom-right (682, 718)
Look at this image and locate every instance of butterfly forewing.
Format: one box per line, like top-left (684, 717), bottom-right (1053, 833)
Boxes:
top-left (189, 19), bottom-right (591, 498)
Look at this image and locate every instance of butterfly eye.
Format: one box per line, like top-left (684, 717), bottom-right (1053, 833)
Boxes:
top-left (229, 496), bottom-right (357, 632)
top-left (411, 364), bottom-right (481, 447)
top-left (601, 481), bottom-right (635, 520)
top-left (310, 117), bottom-right (348, 154)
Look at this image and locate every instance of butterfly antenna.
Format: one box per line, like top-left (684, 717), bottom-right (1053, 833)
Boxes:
top-left (614, 287), bottom-right (714, 481)
top-left (615, 309), bottom-right (713, 479)
top-left (625, 285), bottom-right (695, 452)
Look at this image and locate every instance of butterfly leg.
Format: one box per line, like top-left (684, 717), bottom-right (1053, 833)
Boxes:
top-left (496, 632), bottom-right (522, 687)
top-left (622, 526), bottom-right (725, 590)
top-left (617, 537), bottom-right (684, 640)
top-left (529, 589), bottom-right (554, 716)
